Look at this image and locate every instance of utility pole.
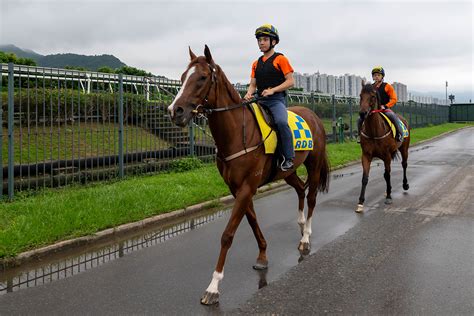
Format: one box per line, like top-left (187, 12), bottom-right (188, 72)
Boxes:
top-left (445, 81), bottom-right (448, 105)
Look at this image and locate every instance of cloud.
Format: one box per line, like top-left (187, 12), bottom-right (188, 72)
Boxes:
top-left (1, 0), bottom-right (472, 99)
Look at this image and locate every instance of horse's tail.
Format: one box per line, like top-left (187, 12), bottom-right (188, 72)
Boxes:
top-left (317, 149), bottom-right (330, 193)
top-left (304, 141), bottom-right (330, 193)
top-left (391, 149), bottom-right (400, 161)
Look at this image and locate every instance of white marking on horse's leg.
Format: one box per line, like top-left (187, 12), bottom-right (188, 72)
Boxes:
top-left (300, 216), bottom-right (312, 244)
top-left (297, 209), bottom-right (306, 225)
top-left (167, 66), bottom-right (196, 117)
top-left (205, 270), bottom-right (224, 294)
top-left (356, 204), bottom-right (364, 213)
top-left (297, 209), bottom-right (306, 232)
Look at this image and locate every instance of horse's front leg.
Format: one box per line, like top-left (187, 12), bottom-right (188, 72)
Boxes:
top-left (383, 158), bottom-right (393, 204)
top-left (356, 154), bottom-right (371, 213)
top-left (245, 200), bottom-right (268, 270)
top-left (200, 185), bottom-right (254, 305)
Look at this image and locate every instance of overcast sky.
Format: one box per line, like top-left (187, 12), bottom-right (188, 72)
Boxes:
top-left (1, 0), bottom-right (473, 101)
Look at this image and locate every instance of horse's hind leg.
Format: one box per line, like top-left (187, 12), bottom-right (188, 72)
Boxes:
top-left (245, 200), bottom-right (268, 270)
top-left (400, 140), bottom-right (409, 190)
top-left (284, 172), bottom-right (306, 235)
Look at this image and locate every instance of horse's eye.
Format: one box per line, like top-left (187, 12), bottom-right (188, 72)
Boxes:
top-left (199, 76), bottom-right (207, 81)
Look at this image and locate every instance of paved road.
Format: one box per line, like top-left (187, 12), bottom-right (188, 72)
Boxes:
top-left (1, 128), bottom-right (472, 314)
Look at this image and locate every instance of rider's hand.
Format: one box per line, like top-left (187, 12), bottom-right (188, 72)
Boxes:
top-left (381, 105), bottom-right (386, 109)
top-left (261, 88), bottom-right (275, 97)
top-left (244, 92), bottom-right (253, 101)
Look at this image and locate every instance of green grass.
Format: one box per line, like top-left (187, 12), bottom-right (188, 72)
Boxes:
top-left (0, 122), bottom-right (471, 258)
top-left (1, 123), bottom-right (170, 164)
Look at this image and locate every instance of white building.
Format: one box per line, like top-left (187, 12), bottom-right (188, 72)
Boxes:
top-left (392, 82), bottom-right (408, 102)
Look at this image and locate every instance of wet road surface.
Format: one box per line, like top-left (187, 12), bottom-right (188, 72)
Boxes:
top-left (0, 128), bottom-right (472, 314)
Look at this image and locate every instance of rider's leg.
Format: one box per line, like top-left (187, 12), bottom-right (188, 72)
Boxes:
top-left (260, 93), bottom-right (294, 170)
top-left (384, 110), bottom-right (404, 142)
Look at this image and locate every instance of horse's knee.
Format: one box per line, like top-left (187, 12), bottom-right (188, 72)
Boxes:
top-left (221, 232), bottom-right (234, 248)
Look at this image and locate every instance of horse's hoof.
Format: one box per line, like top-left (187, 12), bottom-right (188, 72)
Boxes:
top-left (403, 183), bottom-right (409, 190)
top-left (298, 242), bottom-right (310, 255)
top-left (253, 259), bottom-right (268, 270)
top-left (356, 204), bottom-right (364, 213)
top-left (385, 198), bottom-right (393, 205)
top-left (200, 291), bottom-right (219, 305)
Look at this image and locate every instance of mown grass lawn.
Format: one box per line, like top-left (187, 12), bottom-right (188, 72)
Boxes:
top-left (0, 122), bottom-right (471, 258)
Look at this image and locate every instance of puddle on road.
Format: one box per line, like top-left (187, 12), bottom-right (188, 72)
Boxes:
top-left (0, 207), bottom-right (230, 296)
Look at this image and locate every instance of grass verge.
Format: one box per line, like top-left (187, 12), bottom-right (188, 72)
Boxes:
top-left (0, 122), bottom-right (471, 258)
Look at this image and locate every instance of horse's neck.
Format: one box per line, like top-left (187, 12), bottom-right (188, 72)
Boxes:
top-left (208, 76), bottom-right (258, 157)
top-left (365, 112), bottom-right (387, 137)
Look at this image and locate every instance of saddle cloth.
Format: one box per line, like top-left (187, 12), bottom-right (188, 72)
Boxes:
top-left (380, 113), bottom-right (409, 139)
top-left (249, 103), bottom-right (313, 154)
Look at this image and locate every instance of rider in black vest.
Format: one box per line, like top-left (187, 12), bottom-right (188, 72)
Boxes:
top-left (358, 66), bottom-right (404, 143)
top-left (244, 24), bottom-right (296, 171)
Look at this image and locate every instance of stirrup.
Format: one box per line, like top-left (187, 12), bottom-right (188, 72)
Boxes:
top-left (280, 157), bottom-right (294, 171)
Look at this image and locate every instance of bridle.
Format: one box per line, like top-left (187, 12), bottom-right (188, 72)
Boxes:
top-left (360, 89), bottom-right (392, 140)
top-left (184, 63), bottom-right (269, 162)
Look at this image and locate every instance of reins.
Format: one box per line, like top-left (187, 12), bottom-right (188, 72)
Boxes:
top-left (189, 64), bottom-right (271, 162)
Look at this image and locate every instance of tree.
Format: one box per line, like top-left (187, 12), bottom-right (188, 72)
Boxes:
top-left (116, 66), bottom-right (152, 77)
top-left (97, 66), bottom-right (115, 73)
top-left (0, 51), bottom-right (37, 66)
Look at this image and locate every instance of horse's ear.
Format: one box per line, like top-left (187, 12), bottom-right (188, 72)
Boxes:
top-left (204, 44), bottom-right (215, 65)
top-left (189, 47), bottom-right (197, 61)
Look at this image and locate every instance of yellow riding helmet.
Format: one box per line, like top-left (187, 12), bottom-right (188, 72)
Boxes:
top-left (255, 24), bottom-right (279, 44)
top-left (371, 66), bottom-right (385, 77)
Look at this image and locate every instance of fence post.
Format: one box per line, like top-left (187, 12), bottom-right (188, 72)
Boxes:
top-left (0, 65), bottom-right (3, 200)
top-left (189, 123), bottom-right (195, 156)
top-left (7, 63), bottom-right (14, 200)
top-left (332, 95), bottom-right (336, 143)
top-left (349, 98), bottom-right (353, 140)
top-left (118, 74), bottom-right (124, 178)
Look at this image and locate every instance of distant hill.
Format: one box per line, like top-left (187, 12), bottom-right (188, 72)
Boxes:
top-left (0, 44), bottom-right (126, 71)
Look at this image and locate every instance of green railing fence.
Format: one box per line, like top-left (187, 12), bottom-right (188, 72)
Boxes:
top-left (1, 63), bottom-right (451, 199)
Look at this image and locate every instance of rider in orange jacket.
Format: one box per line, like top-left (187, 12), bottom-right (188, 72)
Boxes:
top-left (358, 66), bottom-right (404, 142)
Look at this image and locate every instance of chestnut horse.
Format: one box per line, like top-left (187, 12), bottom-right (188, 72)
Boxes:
top-left (357, 83), bottom-right (410, 213)
top-left (167, 46), bottom-right (329, 305)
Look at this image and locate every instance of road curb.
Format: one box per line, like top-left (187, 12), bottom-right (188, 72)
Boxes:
top-left (2, 126), bottom-right (471, 269)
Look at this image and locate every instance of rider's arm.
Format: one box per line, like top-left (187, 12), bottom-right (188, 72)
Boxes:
top-left (385, 83), bottom-right (398, 108)
top-left (244, 61), bottom-right (258, 100)
top-left (270, 72), bottom-right (294, 93)
top-left (245, 78), bottom-right (257, 100)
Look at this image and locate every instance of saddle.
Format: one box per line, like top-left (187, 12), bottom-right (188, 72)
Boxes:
top-left (247, 103), bottom-right (314, 154)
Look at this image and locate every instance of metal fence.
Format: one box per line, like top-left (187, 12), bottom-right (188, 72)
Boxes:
top-left (1, 63), bottom-right (450, 199)
top-left (449, 103), bottom-right (474, 122)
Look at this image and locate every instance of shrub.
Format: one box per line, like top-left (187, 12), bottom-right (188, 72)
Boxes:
top-left (168, 157), bottom-right (203, 173)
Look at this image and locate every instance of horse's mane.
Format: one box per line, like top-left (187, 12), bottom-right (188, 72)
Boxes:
top-left (361, 83), bottom-right (375, 94)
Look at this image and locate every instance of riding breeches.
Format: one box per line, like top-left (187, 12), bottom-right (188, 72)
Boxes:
top-left (259, 93), bottom-right (295, 160)
top-left (383, 109), bottom-right (403, 137)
